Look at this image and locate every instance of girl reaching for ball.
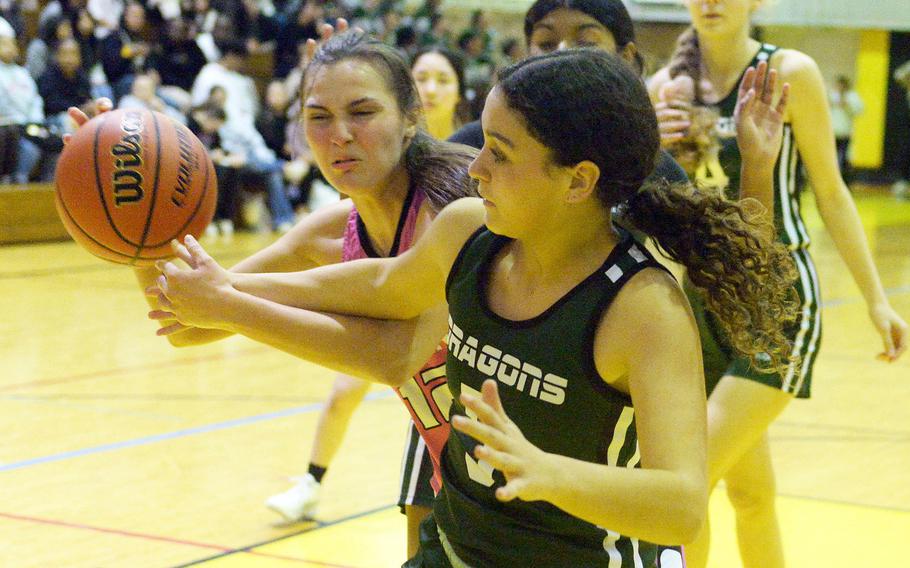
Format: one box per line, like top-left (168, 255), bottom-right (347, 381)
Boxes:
top-left (149, 48), bottom-right (798, 567)
top-left (649, 2), bottom-right (908, 566)
top-left (70, 28), bottom-right (477, 554)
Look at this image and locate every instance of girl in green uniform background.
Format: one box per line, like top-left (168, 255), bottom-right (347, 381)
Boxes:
top-left (648, 1), bottom-right (909, 567)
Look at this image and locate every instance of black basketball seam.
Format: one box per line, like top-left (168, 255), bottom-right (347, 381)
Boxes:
top-left (132, 112), bottom-right (163, 264)
top-left (144, 127), bottom-right (214, 248)
top-left (94, 110), bottom-right (144, 251)
top-left (56, 188), bottom-right (137, 263)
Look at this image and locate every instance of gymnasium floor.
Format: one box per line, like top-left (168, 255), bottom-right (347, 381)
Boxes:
top-left (1, 189), bottom-right (908, 567)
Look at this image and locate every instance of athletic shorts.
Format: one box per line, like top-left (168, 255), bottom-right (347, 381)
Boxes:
top-left (398, 420), bottom-right (436, 513)
top-left (403, 514), bottom-right (687, 568)
top-left (685, 247), bottom-right (822, 399)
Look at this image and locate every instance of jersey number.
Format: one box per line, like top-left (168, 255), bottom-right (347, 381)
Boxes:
top-left (399, 364), bottom-right (452, 430)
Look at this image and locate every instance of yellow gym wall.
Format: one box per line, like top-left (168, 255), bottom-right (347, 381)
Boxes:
top-left (852, 30), bottom-right (891, 170)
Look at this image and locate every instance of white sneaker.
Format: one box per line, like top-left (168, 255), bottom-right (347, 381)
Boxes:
top-left (265, 474), bottom-right (321, 521)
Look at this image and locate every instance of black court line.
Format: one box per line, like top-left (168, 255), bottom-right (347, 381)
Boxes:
top-left (175, 503), bottom-right (397, 568)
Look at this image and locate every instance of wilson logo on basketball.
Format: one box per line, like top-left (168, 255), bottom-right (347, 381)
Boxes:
top-left (171, 125), bottom-right (199, 208)
top-left (111, 110), bottom-right (145, 207)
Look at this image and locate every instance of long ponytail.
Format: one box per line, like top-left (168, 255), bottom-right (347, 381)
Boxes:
top-left (617, 181), bottom-right (799, 374)
top-left (667, 27), bottom-right (703, 101)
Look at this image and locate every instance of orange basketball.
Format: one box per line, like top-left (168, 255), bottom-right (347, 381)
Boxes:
top-left (54, 109), bottom-right (217, 266)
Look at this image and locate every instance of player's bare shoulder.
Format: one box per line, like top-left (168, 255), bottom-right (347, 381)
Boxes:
top-left (280, 199), bottom-right (355, 266)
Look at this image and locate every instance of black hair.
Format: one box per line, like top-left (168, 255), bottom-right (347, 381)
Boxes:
top-left (497, 50), bottom-right (799, 373)
top-left (217, 38), bottom-right (248, 58)
top-left (303, 31), bottom-right (477, 212)
top-left (523, 0), bottom-right (643, 73)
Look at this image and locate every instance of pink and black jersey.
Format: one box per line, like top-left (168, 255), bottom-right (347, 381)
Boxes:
top-left (342, 187), bottom-right (449, 493)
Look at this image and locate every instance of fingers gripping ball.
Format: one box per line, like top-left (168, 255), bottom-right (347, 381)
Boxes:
top-left (54, 109), bottom-right (217, 266)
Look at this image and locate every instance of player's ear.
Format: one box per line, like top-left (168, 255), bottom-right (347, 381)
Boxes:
top-left (566, 160), bottom-right (600, 204)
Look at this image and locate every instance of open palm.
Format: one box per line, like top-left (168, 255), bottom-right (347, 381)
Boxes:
top-left (734, 61), bottom-right (789, 168)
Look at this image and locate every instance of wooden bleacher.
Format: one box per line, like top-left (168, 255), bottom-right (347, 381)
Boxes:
top-left (0, 183), bottom-right (71, 244)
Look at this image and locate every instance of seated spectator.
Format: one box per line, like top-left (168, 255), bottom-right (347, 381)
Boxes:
top-left (39, 0), bottom-right (88, 32)
top-left (256, 80), bottom-right (291, 160)
top-left (190, 39), bottom-right (296, 227)
top-left (38, 38), bottom-right (93, 132)
top-left (272, 0), bottom-right (321, 78)
top-left (147, 17), bottom-right (207, 103)
top-left (99, 1), bottom-right (150, 100)
top-left (0, 0), bottom-right (24, 39)
top-left (25, 13), bottom-right (73, 80)
top-left (118, 72), bottom-right (186, 123)
top-left (70, 7), bottom-right (103, 83)
top-left (190, 40), bottom-right (259, 128)
top-left (0, 18), bottom-right (45, 184)
top-left (187, 103), bottom-right (243, 236)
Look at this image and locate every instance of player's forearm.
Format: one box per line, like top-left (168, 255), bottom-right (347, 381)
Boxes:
top-left (218, 289), bottom-right (419, 386)
top-left (815, 185), bottom-right (889, 307)
top-left (541, 455), bottom-right (706, 545)
top-left (739, 159), bottom-right (776, 222)
top-left (230, 258), bottom-right (420, 320)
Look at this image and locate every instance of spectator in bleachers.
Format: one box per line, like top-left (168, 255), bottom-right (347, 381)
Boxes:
top-left (412, 0), bottom-right (441, 26)
top-left (0, 18), bottom-right (45, 184)
top-left (394, 24), bottom-right (419, 60)
top-left (26, 14), bottom-right (73, 81)
top-left (70, 7), bottom-right (101, 73)
top-left (39, 0), bottom-right (88, 32)
top-left (187, 103), bottom-right (244, 236)
top-left (500, 36), bottom-right (523, 67)
top-left (0, 0), bottom-right (24, 40)
top-left (191, 40), bottom-right (259, 127)
top-left (256, 80), bottom-right (291, 161)
top-left (38, 38), bottom-right (93, 130)
top-left (99, 0), bottom-right (150, 100)
top-left (466, 9), bottom-right (495, 61)
top-left (234, 0), bottom-right (281, 54)
top-left (272, 0), bottom-right (322, 78)
top-left (426, 13), bottom-right (453, 48)
top-left (192, 42), bottom-right (296, 231)
top-left (118, 71), bottom-right (186, 122)
top-left (151, 18), bottom-right (207, 92)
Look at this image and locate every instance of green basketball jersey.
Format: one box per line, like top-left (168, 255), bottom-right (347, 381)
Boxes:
top-left (434, 228), bottom-right (670, 567)
top-left (698, 43), bottom-right (811, 250)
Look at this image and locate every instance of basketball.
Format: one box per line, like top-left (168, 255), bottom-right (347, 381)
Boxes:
top-left (54, 108), bottom-right (218, 266)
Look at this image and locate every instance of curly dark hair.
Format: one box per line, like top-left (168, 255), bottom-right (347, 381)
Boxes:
top-left (497, 49), bottom-right (799, 373)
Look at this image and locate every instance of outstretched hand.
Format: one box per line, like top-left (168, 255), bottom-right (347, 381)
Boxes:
top-left (63, 98), bottom-right (114, 144)
top-left (452, 380), bottom-right (557, 503)
top-left (734, 61), bottom-right (789, 168)
top-left (303, 18), bottom-right (353, 67)
top-left (869, 303), bottom-right (908, 363)
top-left (146, 235), bottom-right (235, 334)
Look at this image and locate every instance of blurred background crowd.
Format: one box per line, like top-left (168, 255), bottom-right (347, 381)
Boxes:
top-left (0, 0), bottom-right (525, 234)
